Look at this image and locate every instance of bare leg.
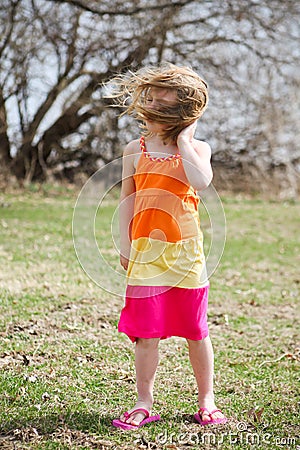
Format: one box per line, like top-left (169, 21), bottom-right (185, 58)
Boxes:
top-left (187, 336), bottom-right (225, 422)
top-left (121, 337), bottom-right (160, 425)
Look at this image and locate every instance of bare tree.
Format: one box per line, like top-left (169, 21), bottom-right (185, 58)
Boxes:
top-left (0, 0), bottom-right (178, 181)
top-left (0, 0), bottom-right (299, 194)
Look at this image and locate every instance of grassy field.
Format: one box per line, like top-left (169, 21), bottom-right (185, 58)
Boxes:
top-left (0, 186), bottom-right (299, 449)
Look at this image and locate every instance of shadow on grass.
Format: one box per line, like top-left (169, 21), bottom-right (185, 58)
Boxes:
top-left (1, 410), bottom-right (196, 427)
top-left (0, 412), bottom-right (112, 441)
top-left (0, 413), bottom-right (195, 446)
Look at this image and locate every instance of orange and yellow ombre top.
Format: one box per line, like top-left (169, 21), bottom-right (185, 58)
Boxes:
top-left (126, 136), bottom-right (207, 289)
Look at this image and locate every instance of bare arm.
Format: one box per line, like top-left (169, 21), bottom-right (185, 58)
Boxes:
top-left (177, 122), bottom-right (213, 191)
top-left (119, 140), bottom-right (139, 270)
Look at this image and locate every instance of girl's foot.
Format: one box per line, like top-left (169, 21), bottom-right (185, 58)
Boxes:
top-left (197, 399), bottom-right (227, 424)
top-left (120, 401), bottom-right (153, 426)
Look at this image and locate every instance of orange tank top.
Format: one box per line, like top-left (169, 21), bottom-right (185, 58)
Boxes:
top-left (131, 137), bottom-right (201, 243)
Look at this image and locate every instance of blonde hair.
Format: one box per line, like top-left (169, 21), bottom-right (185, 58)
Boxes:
top-left (107, 63), bottom-right (209, 143)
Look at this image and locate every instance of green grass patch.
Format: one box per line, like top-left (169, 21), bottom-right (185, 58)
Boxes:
top-left (0, 190), bottom-right (299, 449)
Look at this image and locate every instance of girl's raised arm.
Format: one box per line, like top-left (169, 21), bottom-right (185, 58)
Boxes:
top-left (177, 122), bottom-right (213, 191)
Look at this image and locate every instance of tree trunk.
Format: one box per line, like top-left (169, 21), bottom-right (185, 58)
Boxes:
top-left (0, 89), bottom-right (12, 173)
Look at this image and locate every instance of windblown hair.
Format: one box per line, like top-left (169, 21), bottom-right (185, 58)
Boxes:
top-left (107, 63), bottom-right (209, 144)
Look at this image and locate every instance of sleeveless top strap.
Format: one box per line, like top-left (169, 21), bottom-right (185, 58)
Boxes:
top-left (139, 136), bottom-right (181, 163)
top-left (140, 136), bottom-right (146, 154)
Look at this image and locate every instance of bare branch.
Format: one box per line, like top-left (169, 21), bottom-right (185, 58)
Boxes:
top-left (46, 0), bottom-right (197, 16)
top-left (0, 0), bottom-right (20, 59)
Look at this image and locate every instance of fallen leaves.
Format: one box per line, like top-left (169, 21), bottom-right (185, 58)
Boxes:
top-left (258, 350), bottom-right (300, 368)
top-left (247, 407), bottom-right (265, 424)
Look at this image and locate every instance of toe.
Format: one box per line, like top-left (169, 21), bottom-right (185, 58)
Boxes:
top-left (120, 409), bottom-right (148, 426)
top-left (198, 406), bottom-right (226, 423)
top-left (211, 410), bottom-right (225, 421)
top-left (129, 411), bottom-right (147, 426)
top-left (201, 412), bottom-right (211, 422)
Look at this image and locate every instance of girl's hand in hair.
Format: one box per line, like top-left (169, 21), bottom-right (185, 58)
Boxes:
top-left (177, 121), bottom-right (198, 145)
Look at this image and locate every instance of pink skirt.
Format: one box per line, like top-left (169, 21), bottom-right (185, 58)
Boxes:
top-left (118, 285), bottom-right (209, 342)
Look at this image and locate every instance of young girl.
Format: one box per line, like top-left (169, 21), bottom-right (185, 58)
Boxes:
top-left (110, 63), bottom-right (227, 430)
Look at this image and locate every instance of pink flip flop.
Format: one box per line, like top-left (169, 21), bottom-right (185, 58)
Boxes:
top-left (112, 408), bottom-right (161, 430)
top-left (194, 407), bottom-right (228, 426)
